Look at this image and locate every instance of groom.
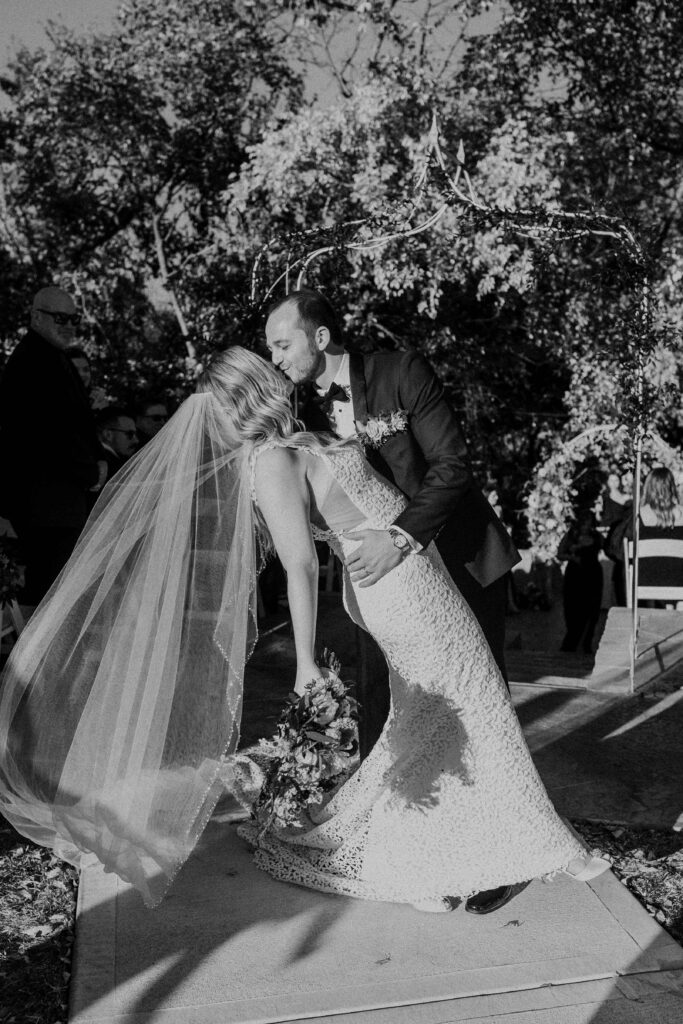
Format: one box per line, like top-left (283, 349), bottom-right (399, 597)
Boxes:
top-left (265, 287), bottom-right (520, 914)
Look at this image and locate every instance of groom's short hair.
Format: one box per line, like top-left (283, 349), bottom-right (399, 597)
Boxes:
top-left (267, 288), bottom-right (343, 348)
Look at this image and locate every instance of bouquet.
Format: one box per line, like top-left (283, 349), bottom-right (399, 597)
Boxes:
top-left (252, 650), bottom-right (359, 840)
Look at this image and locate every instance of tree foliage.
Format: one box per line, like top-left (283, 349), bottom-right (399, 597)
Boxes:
top-left (0, 0), bottom-right (300, 397)
top-left (0, 0), bottom-right (681, 551)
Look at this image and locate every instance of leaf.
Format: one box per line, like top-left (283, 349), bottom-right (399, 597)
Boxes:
top-left (303, 730), bottom-right (335, 745)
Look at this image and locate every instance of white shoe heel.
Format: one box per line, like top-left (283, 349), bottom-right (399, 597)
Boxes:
top-left (411, 896), bottom-right (453, 913)
top-left (564, 855), bottom-right (611, 882)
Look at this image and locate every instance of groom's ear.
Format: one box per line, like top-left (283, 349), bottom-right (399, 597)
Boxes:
top-left (315, 325), bottom-right (331, 351)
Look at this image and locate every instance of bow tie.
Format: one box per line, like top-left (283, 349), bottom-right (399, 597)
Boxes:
top-left (315, 382), bottom-right (351, 409)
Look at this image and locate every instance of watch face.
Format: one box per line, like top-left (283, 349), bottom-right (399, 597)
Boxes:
top-left (392, 531), bottom-right (408, 549)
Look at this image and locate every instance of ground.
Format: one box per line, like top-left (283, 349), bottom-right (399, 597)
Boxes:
top-left (1, 589), bottom-right (682, 1023)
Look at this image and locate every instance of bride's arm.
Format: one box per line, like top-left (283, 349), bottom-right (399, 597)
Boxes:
top-left (253, 447), bottom-right (320, 693)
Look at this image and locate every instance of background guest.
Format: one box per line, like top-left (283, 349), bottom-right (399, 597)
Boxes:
top-left (601, 467), bottom-right (630, 528)
top-left (602, 468), bottom-right (632, 604)
top-left (0, 286), bottom-right (106, 606)
top-left (632, 468), bottom-right (683, 602)
top-left (558, 508), bottom-right (603, 653)
top-left (135, 398), bottom-right (169, 446)
top-left (639, 467), bottom-right (683, 531)
top-left (605, 467), bottom-right (683, 605)
top-left (483, 482), bottom-right (503, 519)
top-left (484, 481), bottom-right (519, 612)
top-left (67, 346), bottom-right (109, 410)
top-left (67, 345), bottom-right (92, 391)
top-left (495, 462), bottom-right (527, 549)
top-left (96, 406), bottom-right (138, 478)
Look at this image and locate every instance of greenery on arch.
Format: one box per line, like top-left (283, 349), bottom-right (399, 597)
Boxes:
top-left (525, 426), bottom-right (683, 563)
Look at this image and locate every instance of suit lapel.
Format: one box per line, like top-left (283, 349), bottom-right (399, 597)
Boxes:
top-left (349, 351), bottom-right (369, 427)
top-left (349, 351), bottom-right (390, 477)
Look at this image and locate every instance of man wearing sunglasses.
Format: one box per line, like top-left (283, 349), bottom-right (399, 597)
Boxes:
top-left (32, 290), bottom-right (83, 347)
top-left (0, 286), bottom-right (107, 608)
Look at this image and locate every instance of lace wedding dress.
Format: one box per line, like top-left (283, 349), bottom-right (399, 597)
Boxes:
top-left (239, 441), bottom-right (592, 905)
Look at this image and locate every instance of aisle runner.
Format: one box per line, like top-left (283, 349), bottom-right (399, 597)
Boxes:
top-left (69, 820), bottom-right (683, 1024)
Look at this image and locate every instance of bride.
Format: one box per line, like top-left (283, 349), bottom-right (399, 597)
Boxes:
top-left (0, 347), bottom-right (605, 911)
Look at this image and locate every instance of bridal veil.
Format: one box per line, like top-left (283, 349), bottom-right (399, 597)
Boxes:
top-left (0, 392), bottom-right (262, 906)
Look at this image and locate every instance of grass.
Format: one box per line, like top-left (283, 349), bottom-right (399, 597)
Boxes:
top-left (572, 819), bottom-right (683, 944)
top-left (0, 820), bottom-right (78, 1024)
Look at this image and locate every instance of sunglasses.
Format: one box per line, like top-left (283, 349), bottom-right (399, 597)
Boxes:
top-left (38, 308), bottom-right (82, 326)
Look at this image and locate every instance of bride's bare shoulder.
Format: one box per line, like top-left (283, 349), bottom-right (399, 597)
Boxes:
top-left (251, 445), bottom-right (307, 511)
top-left (253, 442), bottom-right (297, 466)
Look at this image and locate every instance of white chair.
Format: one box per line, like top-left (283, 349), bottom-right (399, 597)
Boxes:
top-left (624, 538), bottom-right (683, 608)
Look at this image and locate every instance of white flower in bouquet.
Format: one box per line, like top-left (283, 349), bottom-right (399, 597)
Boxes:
top-left (310, 697), bottom-right (339, 726)
top-left (294, 746), bottom-right (319, 768)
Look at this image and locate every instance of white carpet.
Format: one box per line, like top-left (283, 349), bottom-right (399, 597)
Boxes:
top-left (68, 819), bottom-right (683, 1024)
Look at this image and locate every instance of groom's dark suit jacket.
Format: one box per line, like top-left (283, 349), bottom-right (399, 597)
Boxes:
top-left (303, 349), bottom-right (519, 590)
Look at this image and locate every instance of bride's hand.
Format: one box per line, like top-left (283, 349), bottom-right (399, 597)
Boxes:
top-left (294, 663), bottom-right (325, 695)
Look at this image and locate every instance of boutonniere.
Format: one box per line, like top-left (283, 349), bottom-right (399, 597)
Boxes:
top-left (357, 409), bottom-right (409, 449)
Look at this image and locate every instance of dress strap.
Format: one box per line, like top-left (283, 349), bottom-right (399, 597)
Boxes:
top-left (248, 441), bottom-right (337, 546)
top-left (248, 441), bottom-right (283, 504)
top-left (249, 438), bottom-right (333, 504)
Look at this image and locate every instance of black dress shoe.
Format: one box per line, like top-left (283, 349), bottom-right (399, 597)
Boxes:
top-left (465, 885), bottom-right (513, 915)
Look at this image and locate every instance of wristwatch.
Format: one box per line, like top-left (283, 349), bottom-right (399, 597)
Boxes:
top-left (388, 528), bottom-right (410, 553)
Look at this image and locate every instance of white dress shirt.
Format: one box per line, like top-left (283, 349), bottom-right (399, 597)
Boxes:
top-left (317, 353), bottom-right (356, 439)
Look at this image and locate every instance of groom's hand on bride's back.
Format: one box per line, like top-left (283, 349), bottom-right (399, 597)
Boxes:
top-left (345, 529), bottom-right (406, 587)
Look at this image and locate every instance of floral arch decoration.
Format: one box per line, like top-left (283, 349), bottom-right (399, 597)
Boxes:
top-left (526, 426), bottom-right (683, 564)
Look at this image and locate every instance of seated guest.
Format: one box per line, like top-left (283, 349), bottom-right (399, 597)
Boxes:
top-left (135, 398), bottom-right (169, 446)
top-left (640, 467), bottom-right (683, 530)
top-left (96, 407), bottom-right (138, 478)
top-left (635, 467), bottom-right (683, 594)
top-left (606, 467), bottom-right (683, 604)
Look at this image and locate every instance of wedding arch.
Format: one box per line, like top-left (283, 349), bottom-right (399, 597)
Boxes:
top-left (251, 114), bottom-right (662, 693)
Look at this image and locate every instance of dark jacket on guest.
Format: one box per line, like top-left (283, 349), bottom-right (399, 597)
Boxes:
top-left (0, 328), bottom-right (102, 529)
top-left (99, 444), bottom-right (127, 483)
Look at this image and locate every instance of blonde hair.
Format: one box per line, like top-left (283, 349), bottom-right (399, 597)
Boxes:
top-left (197, 346), bottom-right (301, 443)
top-left (642, 467), bottom-right (680, 529)
top-left (196, 345), bottom-right (346, 552)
